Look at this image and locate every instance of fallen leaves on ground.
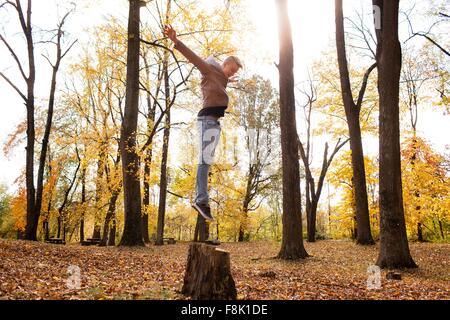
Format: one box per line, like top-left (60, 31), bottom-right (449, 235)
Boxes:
top-left (0, 239), bottom-right (448, 300)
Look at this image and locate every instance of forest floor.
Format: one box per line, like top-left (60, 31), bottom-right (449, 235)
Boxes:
top-left (0, 239), bottom-right (448, 300)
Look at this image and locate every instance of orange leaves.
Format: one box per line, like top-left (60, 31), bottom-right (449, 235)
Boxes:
top-left (9, 187), bottom-right (26, 231)
top-left (3, 119), bottom-right (27, 158)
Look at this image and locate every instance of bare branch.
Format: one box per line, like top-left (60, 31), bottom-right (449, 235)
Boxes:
top-left (140, 37), bottom-right (187, 85)
top-left (0, 34), bottom-right (28, 80)
top-left (356, 62), bottom-right (377, 110)
top-left (403, 10), bottom-right (450, 57)
top-left (0, 71), bottom-right (26, 101)
top-left (61, 39), bottom-right (78, 60)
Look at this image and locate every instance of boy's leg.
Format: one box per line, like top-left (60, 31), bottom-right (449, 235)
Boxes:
top-left (194, 116), bottom-right (221, 213)
top-left (195, 163), bottom-right (209, 206)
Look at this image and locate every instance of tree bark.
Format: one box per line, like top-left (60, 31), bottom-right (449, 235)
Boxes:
top-left (276, 0), bottom-right (308, 259)
top-left (194, 214), bottom-right (209, 242)
top-left (238, 205), bottom-right (249, 242)
top-left (297, 83), bottom-right (349, 242)
top-left (57, 155), bottom-right (80, 240)
top-left (93, 143), bottom-right (106, 239)
top-left (417, 222), bottom-right (424, 242)
top-left (43, 220), bottom-right (49, 241)
top-left (79, 217), bottom-right (85, 242)
top-left (374, 0), bottom-right (416, 268)
top-left (119, 0), bottom-right (144, 246)
top-left (141, 49), bottom-right (160, 243)
top-left (80, 165), bottom-right (86, 242)
top-left (57, 217), bottom-right (61, 239)
top-left (335, 0), bottom-right (374, 245)
top-left (438, 220), bottom-right (445, 239)
top-left (34, 14), bottom-right (74, 241)
top-left (182, 243), bottom-right (237, 300)
top-left (100, 189), bottom-right (121, 246)
top-left (155, 60), bottom-right (171, 246)
top-left (108, 220), bottom-right (116, 246)
top-left (20, 0), bottom-right (37, 241)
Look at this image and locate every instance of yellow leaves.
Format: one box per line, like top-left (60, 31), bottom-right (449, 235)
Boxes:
top-left (401, 134), bottom-right (450, 239)
top-left (328, 151), bottom-right (379, 239)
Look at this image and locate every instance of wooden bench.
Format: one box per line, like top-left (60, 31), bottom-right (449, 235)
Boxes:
top-left (45, 237), bottom-right (66, 245)
top-left (163, 237), bottom-right (176, 245)
top-left (81, 238), bottom-right (101, 246)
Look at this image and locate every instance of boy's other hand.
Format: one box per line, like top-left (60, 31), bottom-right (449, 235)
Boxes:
top-left (164, 24), bottom-right (178, 44)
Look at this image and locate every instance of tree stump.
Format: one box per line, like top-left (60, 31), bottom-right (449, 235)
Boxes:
top-left (182, 243), bottom-right (237, 300)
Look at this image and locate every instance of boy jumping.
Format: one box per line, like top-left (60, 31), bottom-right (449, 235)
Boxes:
top-left (164, 25), bottom-right (242, 221)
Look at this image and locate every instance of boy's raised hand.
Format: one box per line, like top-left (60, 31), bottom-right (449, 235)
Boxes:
top-left (228, 75), bottom-right (240, 83)
top-left (164, 24), bottom-right (178, 44)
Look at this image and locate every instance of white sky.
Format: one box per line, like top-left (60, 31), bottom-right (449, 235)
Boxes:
top-left (0, 0), bottom-right (449, 192)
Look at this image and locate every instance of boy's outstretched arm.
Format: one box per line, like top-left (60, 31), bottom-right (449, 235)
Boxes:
top-left (164, 25), bottom-right (211, 75)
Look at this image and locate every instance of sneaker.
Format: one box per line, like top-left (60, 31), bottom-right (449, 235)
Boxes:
top-left (192, 203), bottom-right (214, 221)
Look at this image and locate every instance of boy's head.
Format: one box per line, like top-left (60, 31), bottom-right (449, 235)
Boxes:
top-left (222, 56), bottom-right (243, 78)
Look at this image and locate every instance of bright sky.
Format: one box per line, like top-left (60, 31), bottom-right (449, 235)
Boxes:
top-left (0, 0), bottom-right (449, 192)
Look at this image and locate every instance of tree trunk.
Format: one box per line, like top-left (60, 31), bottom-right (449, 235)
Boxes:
top-left (438, 220), bottom-right (445, 239)
top-left (80, 166), bottom-right (86, 242)
top-left (23, 0), bottom-right (37, 241)
top-left (119, 0), bottom-right (144, 246)
top-left (303, 159), bottom-right (317, 243)
top-left (92, 226), bottom-right (101, 239)
top-left (239, 162), bottom-right (254, 242)
top-left (194, 214), bottom-right (209, 242)
top-left (307, 140), bottom-right (347, 242)
top-left (80, 217), bottom-right (85, 242)
top-left (57, 217), bottom-right (61, 238)
top-left (57, 157), bottom-right (80, 241)
top-left (276, 0), bottom-right (308, 260)
top-left (182, 243), bottom-right (237, 300)
top-left (238, 206), bottom-right (249, 242)
top-left (43, 220), bottom-right (49, 241)
top-left (374, 0), bottom-right (416, 268)
top-left (34, 26), bottom-right (67, 243)
top-left (142, 153), bottom-right (151, 243)
top-left (238, 226), bottom-right (243, 242)
top-left (93, 144), bottom-right (106, 239)
top-left (417, 222), bottom-right (424, 242)
top-left (412, 140), bottom-right (424, 242)
top-left (335, 0), bottom-right (374, 245)
top-left (100, 190), bottom-right (120, 246)
top-left (307, 201), bottom-right (318, 242)
top-left (155, 60), bottom-right (171, 246)
top-left (21, 5), bottom-right (73, 240)
top-left (141, 48), bottom-right (159, 244)
top-left (108, 220), bottom-right (116, 246)
top-left (238, 224), bottom-right (245, 242)
top-left (347, 117), bottom-right (374, 244)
